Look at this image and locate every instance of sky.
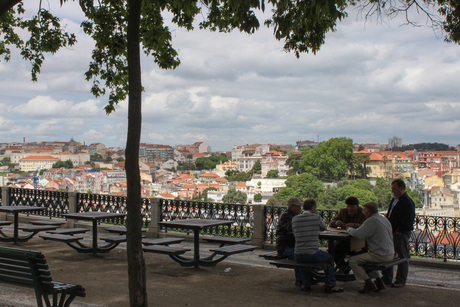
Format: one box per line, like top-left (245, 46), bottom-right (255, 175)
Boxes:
top-left (1, 2), bottom-right (459, 152)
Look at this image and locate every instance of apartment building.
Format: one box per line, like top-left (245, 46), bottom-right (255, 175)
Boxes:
top-left (19, 156), bottom-right (59, 172)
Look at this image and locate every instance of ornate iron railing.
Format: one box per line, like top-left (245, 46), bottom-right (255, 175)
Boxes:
top-left (411, 215), bottom-right (460, 261)
top-left (76, 193), bottom-right (150, 227)
top-left (265, 205), bottom-right (338, 243)
top-left (2, 187), bottom-right (460, 261)
top-left (8, 188), bottom-right (69, 217)
top-left (160, 199), bottom-right (252, 238)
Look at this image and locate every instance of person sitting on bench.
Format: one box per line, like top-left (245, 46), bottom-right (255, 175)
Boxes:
top-left (329, 196), bottom-right (366, 272)
top-left (346, 202), bottom-right (394, 293)
top-left (292, 199), bottom-right (343, 294)
top-left (276, 197), bottom-right (303, 287)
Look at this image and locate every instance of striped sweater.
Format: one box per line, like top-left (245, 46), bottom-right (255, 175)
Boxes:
top-left (292, 211), bottom-right (327, 255)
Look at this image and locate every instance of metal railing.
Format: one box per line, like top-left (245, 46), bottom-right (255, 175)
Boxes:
top-left (159, 199), bottom-right (252, 238)
top-left (1, 187), bottom-right (460, 261)
top-left (9, 188), bottom-right (69, 217)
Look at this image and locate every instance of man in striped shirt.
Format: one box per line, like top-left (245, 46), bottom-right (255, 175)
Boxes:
top-left (292, 199), bottom-right (343, 293)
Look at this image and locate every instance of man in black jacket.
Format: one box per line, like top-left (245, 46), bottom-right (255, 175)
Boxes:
top-left (276, 198), bottom-right (302, 287)
top-left (382, 179), bottom-right (415, 288)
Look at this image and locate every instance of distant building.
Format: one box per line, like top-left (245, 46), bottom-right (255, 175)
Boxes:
top-left (184, 142), bottom-right (211, 155)
top-left (19, 156), bottom-right (59, 172)
top-left (296, 140), bottom-right (318, 150)
top-left (388, 136), bottom-right (403, 149)
top-left (88, 143), bottom-right (106, 155)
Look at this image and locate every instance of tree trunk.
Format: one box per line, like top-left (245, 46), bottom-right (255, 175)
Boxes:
top-left (126, 0), bottom-right (147, 306)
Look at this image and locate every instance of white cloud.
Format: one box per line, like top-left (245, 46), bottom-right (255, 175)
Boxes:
top-left (1, 4), bottom-right (460, 150)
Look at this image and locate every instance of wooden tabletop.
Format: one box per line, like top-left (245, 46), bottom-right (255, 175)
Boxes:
top-left (159, 219), bottom-right (233, 229)
top-left (62, 212), bottom-right (126, 221)
top-left (0, 206), bottom-right (45, 213)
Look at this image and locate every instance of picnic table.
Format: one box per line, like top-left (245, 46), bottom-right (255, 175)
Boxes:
top-left (41, 212), bottom-right (126, 255)
top-left (0, 206), bottom-right (51, 243)
top-left (156, 219), bottom-right (256, 268)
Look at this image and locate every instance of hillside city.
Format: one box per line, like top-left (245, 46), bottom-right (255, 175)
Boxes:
top-left (0, 136), bottom-right (459, 217)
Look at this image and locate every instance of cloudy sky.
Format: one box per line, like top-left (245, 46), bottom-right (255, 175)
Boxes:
top-left (1, 2), bottom-right (459, 151)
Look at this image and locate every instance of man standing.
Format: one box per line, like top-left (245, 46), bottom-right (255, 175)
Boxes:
top-left (347, 202), bottom-right (394, 293)
top-left (292, 199), bottom-right (343, 293)
top-left (276, 197), bottom-right (303, 287)
top-left (382, 179), bottom-right (416, 288)
top-left (329, 196), bottom-right (366, 269)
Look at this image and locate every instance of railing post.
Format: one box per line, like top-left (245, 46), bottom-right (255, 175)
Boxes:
top-left (66, 192), bottom-right (77, 228)
top-left (0, 186), bottom-right (10, 220)
top-left (147, 198), bottom-right (161, 238)
top-left (251, 204), bottom-right (265, 248)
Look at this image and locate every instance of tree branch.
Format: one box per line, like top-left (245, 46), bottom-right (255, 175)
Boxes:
top-left (0, 0), bottom-right (21, 16)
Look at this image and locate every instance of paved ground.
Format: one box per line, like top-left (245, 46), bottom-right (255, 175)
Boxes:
top-left (1, 222), bottom-right (460, 306)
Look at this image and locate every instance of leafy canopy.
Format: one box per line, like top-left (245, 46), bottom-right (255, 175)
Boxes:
top-left (222, 188), bottom-right (247, 204)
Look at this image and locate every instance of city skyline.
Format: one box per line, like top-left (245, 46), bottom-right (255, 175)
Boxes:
top-left (1, 3), bottom-right (459, 151)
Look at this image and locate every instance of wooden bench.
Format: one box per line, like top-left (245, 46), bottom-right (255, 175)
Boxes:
top-left (0, 221), bottom-right (13, 227)
top-left (209, 244), bottom-right (257, 256)
top-left (104, 226), bottom-right (147, 234)
top-left (47, 228), bottom-right (89, 235)
top-left (19, 225), bottom-right (60, 234)
top-left (270, 258), bottom-right (332, 271)
top-left (360, 258), bottom-right (408, 272)
top-left (100, 234), bottom-right (146, 244)
top-left (39, 234), bottom-right (84, 243)
top-left (30, 220), bottom-right (66, 227)
top-left (142, 237), bottom-right (185, 246)
top-left (259, 250), bottom-right (288, 260)
top-left (143, 245), bottom-right (191, 255)
top-left (203, 236), bottom-right (250, 246)
top-left (0, 246), bottom-right (85, 307)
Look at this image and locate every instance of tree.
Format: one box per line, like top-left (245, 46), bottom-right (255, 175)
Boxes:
top-left (4, 1), bottom-right (460, 306)
top-left (278, 173), bottom-right (324, 200)
top-left (266, 193), bottom-right (288, 206)
top-left (195, 155), bottom-right (228, 170)
top-left (90, 154), bottom-right (103, 161)
top-left (105, 156), bottom-right (113, 163)
top-left (252, 159), bottom-right (262, 174)
top-left (222, 188), bottom-right (247, 204)
top-left (373, 177), bottom-right (393, 209)
top-left (286, 152), bottom-right (303, 175)
top-left (52, 159), bottom-right (73, 169)
top-left (336, 184), bottom-right (377, 208)
top-left (350, 179), bottom-right (373, 191)
top-left (254, 193), bottom-right (262, 203)
top-left (192, 187), bottom-right (217, 201)
top-left (323, 187), bottom-right (338, 208)
top-left (266, 170), bottom-right (279, 178)
top-left (225, 170), bottom-right (252, 182)
top-left (300, 137), bottom-right (355, 180)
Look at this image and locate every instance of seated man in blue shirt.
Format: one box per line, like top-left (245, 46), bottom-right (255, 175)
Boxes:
top-left (292, 199), bottom-right (343, 293)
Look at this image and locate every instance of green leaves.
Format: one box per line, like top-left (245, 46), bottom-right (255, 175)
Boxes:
top-left (264, 0), bottom-right (347, 57)
top-left (300, 137), bottom-right (355, 180)
top-left (222, 188), bottom-right (248, 204)
top-left (0, 4), bottom-right (76, 81)
top-left (438, 0), bottom-right (460, 43)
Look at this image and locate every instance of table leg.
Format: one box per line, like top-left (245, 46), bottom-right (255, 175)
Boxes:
top-left (13, 212), bottom-right (19, 244)
top-left (193, 229), bottom-right (200, 268)
top-left (92, 220), bottom-right (98, 254)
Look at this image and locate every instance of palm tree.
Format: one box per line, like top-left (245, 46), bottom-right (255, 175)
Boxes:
top-left (382, 155), bottom-right (389, 178)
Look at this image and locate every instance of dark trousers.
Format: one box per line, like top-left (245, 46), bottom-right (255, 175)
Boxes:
top-left (383, 232), bottom-right (411, 284)
top-left (281, 248), bottom-right (301, 283)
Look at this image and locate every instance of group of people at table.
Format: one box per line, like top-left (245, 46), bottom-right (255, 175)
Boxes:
top-left (276, 178), bottom-right (416, 294)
